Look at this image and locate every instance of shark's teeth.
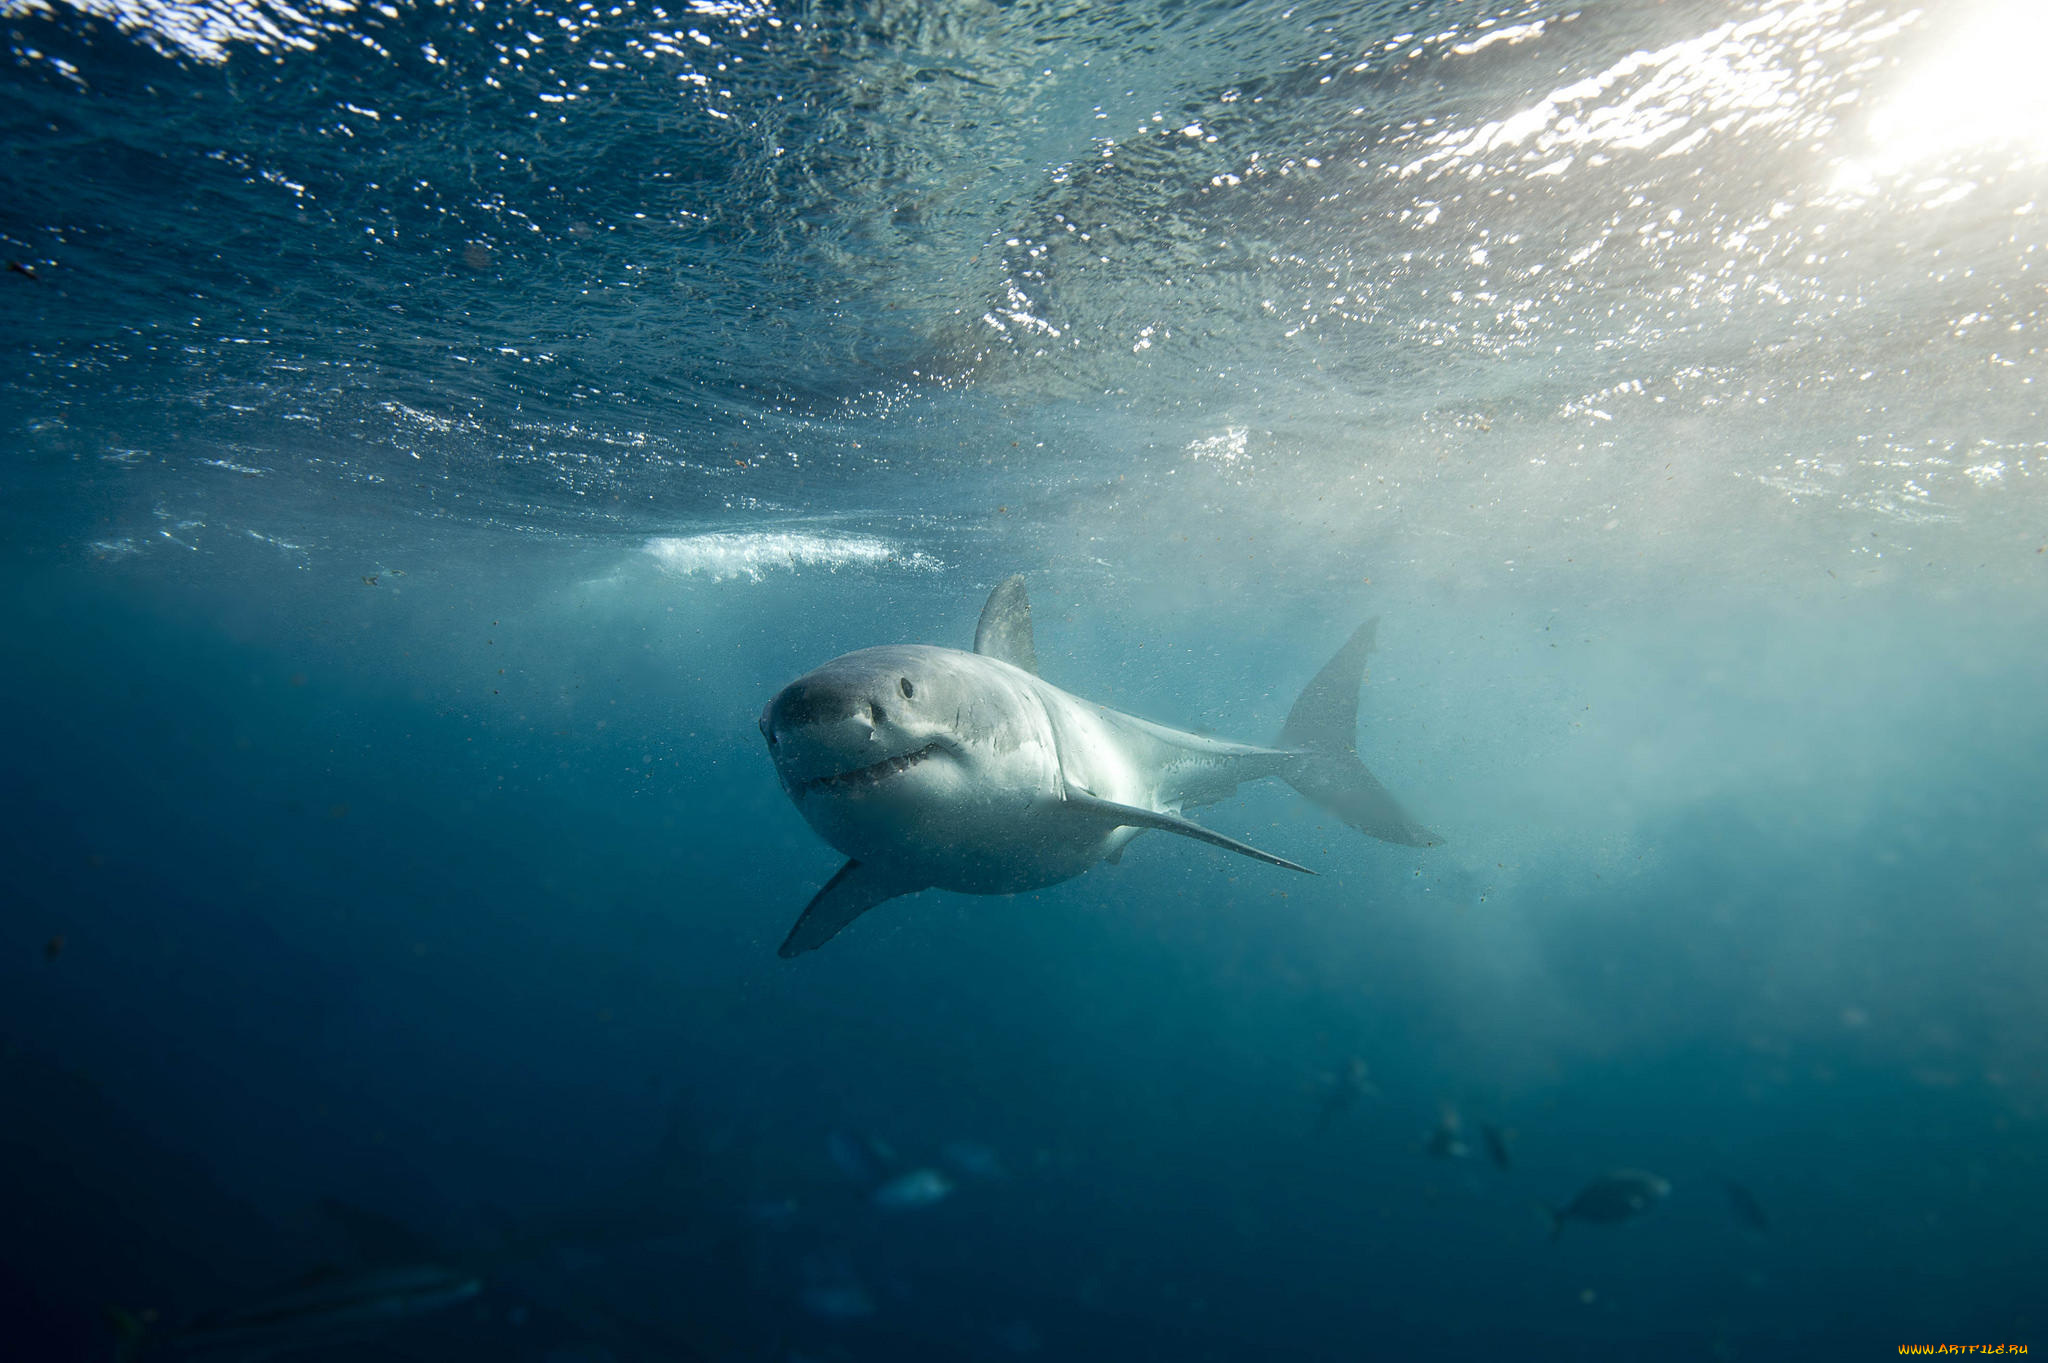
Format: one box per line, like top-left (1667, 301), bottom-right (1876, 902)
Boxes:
top-left (800, 743), bottom-right (939, 796)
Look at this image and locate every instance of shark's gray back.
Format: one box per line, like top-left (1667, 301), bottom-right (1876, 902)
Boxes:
top-left (1028, 679), bottom-right (1294, 813)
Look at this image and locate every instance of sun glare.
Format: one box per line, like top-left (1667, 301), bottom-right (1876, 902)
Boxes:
top-left (1838, 0), bottom-right (2048, 190)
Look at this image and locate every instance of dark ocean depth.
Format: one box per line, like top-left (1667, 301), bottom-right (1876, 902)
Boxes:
top-left (3, 1), bottom-right (2045, 1360)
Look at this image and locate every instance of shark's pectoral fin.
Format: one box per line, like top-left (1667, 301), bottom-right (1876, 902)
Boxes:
top-left (779, 860), bottom-right (924, 958)
top-left (1062, 793), bottom-right (1315, 876)
top-left (972, 574), bottom-right (1039, 675)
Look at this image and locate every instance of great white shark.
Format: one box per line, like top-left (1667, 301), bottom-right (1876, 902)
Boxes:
top-left (759, 576), bottom-right (1438, 956)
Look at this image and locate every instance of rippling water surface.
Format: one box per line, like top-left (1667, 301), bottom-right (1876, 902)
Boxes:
top-left (2, 0), bottom-right (2043, 1359)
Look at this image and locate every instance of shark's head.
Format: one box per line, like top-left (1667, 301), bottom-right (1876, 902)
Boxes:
top-left (762, 644), bottom-right (1028, 860)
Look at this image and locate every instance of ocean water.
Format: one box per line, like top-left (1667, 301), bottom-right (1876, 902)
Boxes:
top-left (3, 0), bottom-right (2044, 1358)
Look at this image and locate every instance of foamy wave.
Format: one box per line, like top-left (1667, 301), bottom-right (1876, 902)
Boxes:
top-left (642, 531), bottom-right (941, 582)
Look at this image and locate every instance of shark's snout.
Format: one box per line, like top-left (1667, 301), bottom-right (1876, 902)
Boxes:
top-left (762, 668), bottom-right (937, 799)
top-left (762, 647), bottom-right (964, 764)
top-left (765, 677), bottom-right (887, 739)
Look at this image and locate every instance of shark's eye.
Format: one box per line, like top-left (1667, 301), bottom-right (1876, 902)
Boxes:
top-left (898, 677), bottom-right (915, 699)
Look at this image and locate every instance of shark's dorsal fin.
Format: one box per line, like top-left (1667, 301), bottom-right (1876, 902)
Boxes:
top-left (1062, 793), bottom-right (1315, 875)
top-left (779, 860), bottom-right (925, 958)
top-left (973, 575), bottom-right (1038, 675)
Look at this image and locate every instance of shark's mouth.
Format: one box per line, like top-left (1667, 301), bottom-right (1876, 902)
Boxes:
top-left (796, 742), bottom-right (940, 797)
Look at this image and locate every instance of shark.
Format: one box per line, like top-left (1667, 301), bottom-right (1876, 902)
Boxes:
top-left (759, 575), bottom-right (1438, 956)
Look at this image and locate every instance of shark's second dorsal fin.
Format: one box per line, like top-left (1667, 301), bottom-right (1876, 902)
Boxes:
top-left (973, 575), bottom-right (1038, 675)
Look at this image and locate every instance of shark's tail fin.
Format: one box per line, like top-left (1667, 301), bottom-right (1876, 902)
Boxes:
top-left (1279, 619), bottom-right (1440, 847)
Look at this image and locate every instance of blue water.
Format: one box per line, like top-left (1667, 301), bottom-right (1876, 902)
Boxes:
top-left (4, 0), bottom-right (2045, 1358)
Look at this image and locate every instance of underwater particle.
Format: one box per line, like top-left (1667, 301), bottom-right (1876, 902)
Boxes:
top-left (44, 935), bottom-right (63, 963)
top-left (1579, 1288), bottom-right (1597, 1305)
top-left (463, 243), bottom-right (493, 270)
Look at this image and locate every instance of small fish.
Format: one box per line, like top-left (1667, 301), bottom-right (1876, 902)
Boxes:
top-left (1315, 1056), bottom-right (1377, 1131)
top-left (44, 935), bottom-right (64, 963)
top-left (1545, 1169), bottom-right (1670, 1239)
top-left (873, 1168), bottom-right (952, 1210)
top-left (6, 260), bottom-right (39, 283)
top-left (1480, 1122), bottom-right (1513, 1171)
top-left (1724, 1179), bottom-right (1770, 1233)
top-left (1424, 1104), bottom-right (1469, 1160)
top-left (362, 575), bottom-right (379, 586)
